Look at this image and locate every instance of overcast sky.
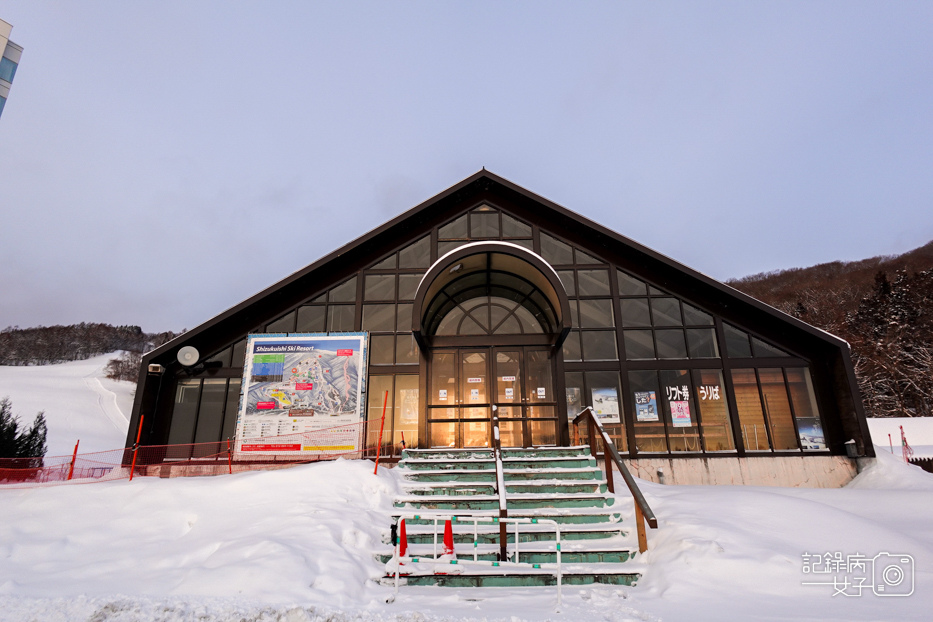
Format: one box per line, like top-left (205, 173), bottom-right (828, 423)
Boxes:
top-left (1, 2), bottom-right (931, 333)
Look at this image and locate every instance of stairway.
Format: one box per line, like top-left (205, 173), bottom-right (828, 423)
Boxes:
top-left (381, 446), bottom-right (642, 588)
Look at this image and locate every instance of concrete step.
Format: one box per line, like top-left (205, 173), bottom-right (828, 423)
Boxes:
top-left (395, 511), bottom-right (624, 526)
top-left (500, 447), bottom-right (592, 459)
top-left (506, 493), bottom-right (615, 510)
top-left (377, 548), bottom-right (635, 564)
top-left (388, 570), bottom-right (640, 588)
top-left (502, 457), bottom-right (597, 470)
top-left (402, 483), bottom-right (497, 497)
top-left (404, 470), bottom-right (497, 483)
top-left (398, 527), bottom-right (627, 545)
top-left (505, 481), bottom-right (608, 495)
top-left (503, 468), bottom-right (600, 481)
top-left (402, 449), bottom-right (494, 461)
top-left (398, 459), bottom-right (495, 471)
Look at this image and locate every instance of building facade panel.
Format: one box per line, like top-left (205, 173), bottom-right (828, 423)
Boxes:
top-left (128, 172), bottom-right (873, 482)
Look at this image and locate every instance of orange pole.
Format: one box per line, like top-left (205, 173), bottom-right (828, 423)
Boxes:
top-left (373, 390), bottom-right (389, 474)
top-left (227, 438), bottom-right (233, 474)
top-left (67, 439), bottom-right (80, 481)
top-left (129, 415), bottom-right (144, 482)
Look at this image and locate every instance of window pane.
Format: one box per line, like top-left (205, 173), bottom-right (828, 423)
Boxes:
top-left (759, 368), bottom-right (798, 450)
top-left (509, 238), bottom-right (534, 251)
top-left (656, 329), bottom-right (688, 359)
top-left (364, 274), bottom-right (396, 301)
top-left (502, 214), bottom-right (531, 237)
top-left (296, 306), bottom-right (326, 332)
top-left (0, 57), bottom-right (17, 83)
top-left (438, 240), bottom-right (469, 256)
top-left (687, 328), bottom-right (720, 358)
top-left (629, 370), bottom-right (667, 453)
top-left (430, 351), bottom-right (456, 406)
top-left (577, 269), bottom-right (611, 296)
top-left (329, 277), bottom-right (358, 303)
top-left (429, 421), bottom-right (456, 447)
top-left (621, 299), bottom-right (651, 327)
top-left (439, 214), bottom-right (468, 239)
top-left (648, 285), bottom-right (665, 296)
top-left (206, 347), bottom-right (232, 367)
top-left (651, 298), bottom-right (683, 326)
top-left (366, 376), bottom-right (395, 453)
top-left (398, 274), bottom-right (422, 300)
top-left (586, 370), bottom-right (626, 452)
top-left (557, 270), bottom-right (576, 296)
top-left (565, 371), bottom-right (585, 425)
top-left (232, 340), bottom-right (247, 367)
top-left (574, 248), bottom-right (600, 265)
top-left (396, 303), bottom-right (413, 332)
top-left (578, 299), bottom-right (614, 328)
top-left (461, 417), bottom-right (490, 448)
top-left (540, 233), bottom-right (574, 265)
top-left (692, 369), bottom-right (735, 451)
top-left (724, 324), bottom-right (752, 358)
top-left (393, 375), bottom-right (420, 451)
top-left (530, 420), bottom-right (557, 446)
top-left (470, 211), bottom-right (499, 238)
top-left (328, 305), bottom-right (356, 332)
top-left (569, 300), bottom-right (579, 327)
top-left (752, 337), bottom-right (790, 358)
top-left (787, 367), bottom-right (826, 450)
top-left (369, 335), bottom-right (395, 365)
top-left (525, 350), bottom-right (553, 403)
top-left (168, 379), bottom-right (201, 447)
top-left (683, 303), bottom-right (713, 326)
top-left (266, 311), bottom-right (296, 333)
top-left (399, 236), bottom-right (431, 269)
top-left (362, 304), bottom-right (395, 332)
top-left (461, 351), bottom-right (488, 405)
top-left (194, 379), bottom-right (227, 446)
top-left (660, 369), bottom-right (700, 452)
top-left (582, 330), bottom-right (618, 361)
top-left (624, 330), bottom-right (655, 360)
top-left (495, 351), bottom-right (522, 403)
top-left (221, 379), bottom-right (241, 441)
top-left (395, 334), bottom-right (419, 365)
top-left (731, 369), bottom-right (769, 450)
top-left (371, 254), bottom-right (396, 270)
top-left (617, 270), bottom-right (648, 296)
top-left (561, 330), bottom-right (582, 361)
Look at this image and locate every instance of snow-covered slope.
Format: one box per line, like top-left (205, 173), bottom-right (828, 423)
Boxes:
top-left (0, 353), bottom-right (133, 455)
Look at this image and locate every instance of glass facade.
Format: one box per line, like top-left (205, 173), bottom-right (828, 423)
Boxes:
top-left (163, 201), bottom-right (829, 458)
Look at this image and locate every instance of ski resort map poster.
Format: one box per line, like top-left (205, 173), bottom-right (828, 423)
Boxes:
top-left (235, 334), bottom-right (367, 457)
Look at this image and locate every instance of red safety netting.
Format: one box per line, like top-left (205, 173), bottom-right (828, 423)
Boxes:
top-left (0, 419), bottom-right (398, 489)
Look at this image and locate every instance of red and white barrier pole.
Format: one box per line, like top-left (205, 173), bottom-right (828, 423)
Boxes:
top-left (443, 519), bottom-right (455, 556)
top-left (399, 518), bottom-right (408, 557)
top-left (373, 390), bottom-right (389, 475)
top-left (67, 440), bottom-right (79, 481)
top-left (227, 438), bottom-right (233, 475)
top-left (129, 415), bottom-right (144, 482)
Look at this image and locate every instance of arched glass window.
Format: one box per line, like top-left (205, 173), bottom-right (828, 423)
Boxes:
top-left (424, 270), bottom-right (557, 337)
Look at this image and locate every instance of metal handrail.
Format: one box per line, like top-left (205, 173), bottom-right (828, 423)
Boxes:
top-left (491, 412), bottom-right (508, 561)
top-left (572, 407), bottom-right (658, 553)
top-left (391, 513), bottom-right (563, 609)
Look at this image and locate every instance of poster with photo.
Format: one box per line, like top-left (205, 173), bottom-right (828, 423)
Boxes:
top-left (591, 387), bottom-right (621, 424)
top-left (670, 401), bottom-right (692, 427)
top-left (635, 391), bottom-right (659, 422)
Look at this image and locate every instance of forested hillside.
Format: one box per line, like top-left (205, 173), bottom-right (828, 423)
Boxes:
top-left (0, 323), bottom-right (179, 370)
top-left (727, 241), bottom-right (933, 418)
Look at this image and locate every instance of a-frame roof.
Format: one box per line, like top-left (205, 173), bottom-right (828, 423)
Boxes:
top-left (142, 169), bottom-right (851, 369)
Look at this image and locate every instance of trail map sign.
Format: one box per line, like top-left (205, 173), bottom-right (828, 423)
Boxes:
top-left (235, 334), bottom-right (367, 457)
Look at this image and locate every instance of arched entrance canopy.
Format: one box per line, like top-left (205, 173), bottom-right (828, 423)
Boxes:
top-left (412, 241), bottom-right (572, 350)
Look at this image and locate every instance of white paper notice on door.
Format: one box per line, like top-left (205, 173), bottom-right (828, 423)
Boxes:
top-left (505, 388), bottom-right (514, 398)
top-left (537, 387), bottom-right (546, 399)
top-left (438, 389), bottom-right (447, 401)
top-left (471, 388), bottom-right (479, 400)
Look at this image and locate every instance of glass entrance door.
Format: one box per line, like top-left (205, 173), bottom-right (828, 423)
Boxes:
top-left (427, 347), bottom-right (558, 448)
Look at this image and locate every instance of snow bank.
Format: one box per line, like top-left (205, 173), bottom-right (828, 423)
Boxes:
top-left (0, 353), bottom-right (133, 455)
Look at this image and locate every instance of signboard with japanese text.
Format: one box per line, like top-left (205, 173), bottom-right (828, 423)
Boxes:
top-left (235, 333), bottom-right (367, 457)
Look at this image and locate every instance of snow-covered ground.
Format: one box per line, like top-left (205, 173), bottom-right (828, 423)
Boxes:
top-left (1, 359), bottom-right (932, 621)
top-left (0, 353), bottom-right (133, 455)
top-left (867, 416), bottom-right (933, 458)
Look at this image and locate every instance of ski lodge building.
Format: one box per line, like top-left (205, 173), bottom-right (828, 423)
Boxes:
top-left (128, 171), bottom-right (874, 487)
